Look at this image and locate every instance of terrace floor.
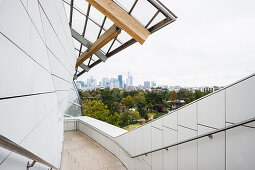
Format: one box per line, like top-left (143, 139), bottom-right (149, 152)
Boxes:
top-left (61, 130), bottom-right (127, 170)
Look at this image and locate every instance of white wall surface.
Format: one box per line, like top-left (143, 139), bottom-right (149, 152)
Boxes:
top-left (0, 0), bottom-right (76, 169)
top-left (64, 74), bottom-right (255, 170)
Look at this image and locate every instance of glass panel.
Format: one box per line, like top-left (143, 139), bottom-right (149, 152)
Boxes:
top-left (68, 89), bottom-right (80, 104)
top-left (72, 9), bottom-right (86, 34)
top-left (131, 0), bottom-right (157, 26)
top-left (65, 81), bottom-right (83, 117)
top-left (65, 102), bottom-right (83, 117)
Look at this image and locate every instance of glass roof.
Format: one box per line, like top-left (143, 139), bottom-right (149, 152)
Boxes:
top-left (63, 0), bottom-right (177, 78)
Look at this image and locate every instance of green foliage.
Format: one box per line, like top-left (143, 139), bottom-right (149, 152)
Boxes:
top-left (169, 90), bottom-right (177, 102)
top-left (100, 87), bottom-right (119, 114)
top-left (185, 97), bottom-right (191, 104)
top-left (131, 111), bottom-right (140, 120)
top-left (134, 93), bottom-right (147, 118)
top-left (177, 88), bottom-right (194, 101)
top-left (119, 111), bottom-right (131, 126)
top-left (147, 103), bottom-right (154, 112)
top-left (121, 95), bottom-right (135, 109)
top-left (108, 112), bottom-right (120, 126)
top-left (82, 99), bottom-right (110, 122)
top-left (82, 99), bottom-right (120, 126)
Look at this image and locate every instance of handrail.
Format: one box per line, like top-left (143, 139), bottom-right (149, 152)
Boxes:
top-left (0, 135), bottom-right (59, 170)
top-left (131, 116), bottom-right (255, 158)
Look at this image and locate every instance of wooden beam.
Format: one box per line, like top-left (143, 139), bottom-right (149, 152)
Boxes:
top-left (76, 24), bottom-right (120, 68)
top-left (85, 0), bottom-right (150, 44)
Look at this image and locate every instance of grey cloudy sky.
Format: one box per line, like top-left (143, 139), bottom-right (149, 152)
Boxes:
top-left (77, 0), bottom-right (255, 87)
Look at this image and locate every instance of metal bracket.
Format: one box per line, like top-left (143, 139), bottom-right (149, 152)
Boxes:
top-left (27, 160), bottom-right (36, 170)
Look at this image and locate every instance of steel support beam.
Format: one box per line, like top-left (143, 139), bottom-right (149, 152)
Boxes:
top-left (80, 63), bottom-right (90, 72)
top-left (71, 28), bottom-right (108, 62)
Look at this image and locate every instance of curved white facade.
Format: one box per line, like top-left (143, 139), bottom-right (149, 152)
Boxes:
top-left (0, 0), bottom-right (76, 169)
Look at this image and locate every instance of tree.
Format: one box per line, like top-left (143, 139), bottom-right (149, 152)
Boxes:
top-left (82, 99), bottom-right (120, 126)
top-left (177, 88), bottom-right (194, 101)
top-left (194, 90), bottom-right (204, 100)
top-left (121, 95), bottom-right (135, 109)
top-left (82, 99), bottom-right (110, 122)
top-left (131, 111), bottom-right (140, 121)
top-left (169, 90), bottom-right (177, 102)
top-left (108, 112), bottom-right (120, 126)
top-left (100, 88), bottom-right (119, 114)
top-left (185, 97), bottom-right (191, 104)
top-left (119, 111), bottom-right (131, 126)
top-left (147, 103), bottom-right (154, 112)
top-left (134, 93), bottom-right (147, 118)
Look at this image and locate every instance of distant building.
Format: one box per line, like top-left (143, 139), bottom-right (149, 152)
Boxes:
top-left (75, 82), bottom-right (82, 90)
top-left (151, 81), bottom-right (156, 88)
top-left (87, 77), bottom-right (97, 88)
top-left (144, 81), bottom-right (150, 89)
top-left (76, 81), bottom-right (85, 89)
top-left (126, 72), bottom-right (133, 87)
top-left (118, 75), bottom-right (123, 89)
top-left (102, 78), bottom-right (109, 87)
top-left (200, 86), bottom-right (220, 93)
top-left (158, 85), bottom-right (168, 89)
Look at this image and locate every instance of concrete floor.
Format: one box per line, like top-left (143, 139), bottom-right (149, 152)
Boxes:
top-left (61, 130), bottom-right (127, 170)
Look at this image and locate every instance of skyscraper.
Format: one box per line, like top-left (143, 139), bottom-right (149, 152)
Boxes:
top-left (151, 81), bottom-right (156, 88)
top-left (144, 81), bottom-right (151, 89)
top-left (126, 72), bottom-right (133, 87)
top-left (118, 75), bottom-right (123, 89)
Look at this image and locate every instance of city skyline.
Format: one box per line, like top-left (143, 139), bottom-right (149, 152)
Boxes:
top-left (76, 73), bottom-right (222, 91)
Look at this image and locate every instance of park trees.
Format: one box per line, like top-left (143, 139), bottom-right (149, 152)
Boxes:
top-left (121, 95), bottom-right (135, 109)
top-left (134, 92), bottom-right (147, 118)
top-left (82, 99), bottom-right (120, 126)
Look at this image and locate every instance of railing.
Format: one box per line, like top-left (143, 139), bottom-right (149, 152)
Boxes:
top-left (131, 116), bottom-right (255, 158)
top-left (0, 135), bottom-right (59, 170)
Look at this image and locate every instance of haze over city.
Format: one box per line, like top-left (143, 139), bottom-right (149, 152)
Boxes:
top-left (77, 0), bottom-right (255, 87)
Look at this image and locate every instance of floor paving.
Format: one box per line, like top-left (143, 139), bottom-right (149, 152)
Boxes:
top-left (61, 130), bottom-right (127, 170)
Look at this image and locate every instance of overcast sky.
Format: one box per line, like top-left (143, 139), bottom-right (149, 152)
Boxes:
top-left (76, 0), bottom-right (255, 87)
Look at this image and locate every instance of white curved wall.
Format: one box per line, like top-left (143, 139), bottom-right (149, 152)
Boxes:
top-left (0, 0), bottom-right (76, 169)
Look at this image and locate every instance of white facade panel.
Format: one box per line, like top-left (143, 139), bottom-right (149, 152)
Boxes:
top-left (0, 34), bottom-right (34, 98)
top-left (226, 76), bottom-right (255, 124)
top-left (226, 125), bottom-right (255, 170)
top-left (152, 118), bottom-right (162, 130)
top-left (163, 111), bottom-right (177, 130)
top-left (198, 126), bottom-right (225, 170)
top-left (163, 146), bottom-right (177, 170)
top-left (163, 127), bottom-right (177, 147)
top-left (151, 127), bottom-right (162, 150)
top-left (198, 90), bottom-right (225, 129)
top-left (178, 103), bottom-right (197, 130)
top-left (178, 125), bottom-right (197, 142)
top-left (142, 124), bottom-right (152, 153)
top-left (142, 154), bottom-right (152, 168)
top-left (0, 0), bottom-right (31, 55)
top-left (135, 128), bottom-right (143, 156)
top-left (178, 141), bottom-right (198, 170)
top-left (152, 150), bottom-right (162, 170)
top-left (136, 158), bottom-right (143, 170)
top-left (30, 26), bottom-right (51, 72)
top-left (26, 0), bottom-right (45, 41)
